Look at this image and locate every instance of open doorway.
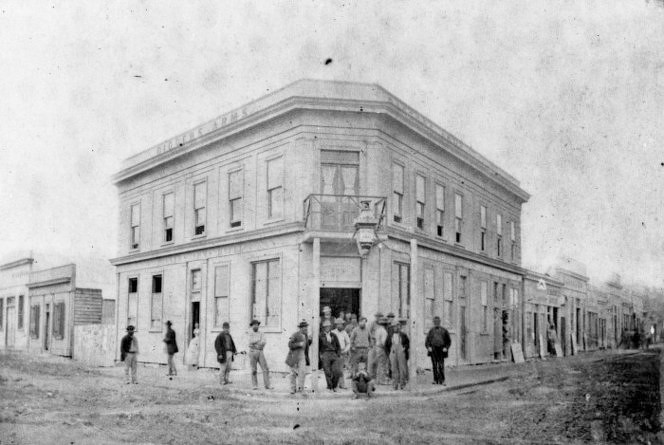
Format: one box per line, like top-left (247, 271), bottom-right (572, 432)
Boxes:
top-left (190, 302), bottom-right (200, 340)
top-left (44, 304), bottom-right (50, 351)
top-left (319, 288), bottom-right (360, 319)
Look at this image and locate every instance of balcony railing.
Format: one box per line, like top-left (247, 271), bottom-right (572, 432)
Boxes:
top-left (303, 194), bottom-right (386, 232)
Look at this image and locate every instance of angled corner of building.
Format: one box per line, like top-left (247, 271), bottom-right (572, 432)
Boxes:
top-left (110, 79), bottom-right (531, 370)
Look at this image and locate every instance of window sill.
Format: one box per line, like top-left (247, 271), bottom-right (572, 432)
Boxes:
top-left (263, 218), bottom-right (284, 226)
top-left (161, 241), bottom-right (175, 247)
top-left (192, 234), bottom-right (207, 240)
top-left (454, 243), bottom-right (465, 249)
top-left (226, 226), bottom-right (244, 234)
top-left (129, 248), bottom-right (140, 254)
top-left (435, 236), bottom-right (447, 243)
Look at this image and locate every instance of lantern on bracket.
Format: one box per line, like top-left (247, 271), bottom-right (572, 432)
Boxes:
top-left (353, 200), bottom-right (379, 257)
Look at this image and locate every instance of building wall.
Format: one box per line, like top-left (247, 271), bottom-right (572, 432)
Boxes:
top-left (28, 283), bottom-right (73, 357)
top-left (0, 261), bottom-right (32, 351)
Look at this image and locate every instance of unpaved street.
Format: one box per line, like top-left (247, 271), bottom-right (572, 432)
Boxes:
top-left (0, 349), bottom-right (661, 444)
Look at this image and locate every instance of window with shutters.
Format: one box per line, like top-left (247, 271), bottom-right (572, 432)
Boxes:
top-left (443, 272), bottom-right (454, 328)
top-left (193, 181), bottom-right (207, 235)
top-left (267, 157), bottom-right (283, 219)
top-left (52, 302), bottom-right (65, 340)
top-left (30, 305), bottom-right (40, 339)
top-left (163, 193), bottom-right (174, 243)
top-left (393, 262), bottom-right (410, 318)
top-left (481, 281), bottom-right (488, 333)
top-left (424, 267), bottom-right (435, 329)
top-left (455, 193), bottom-right (463, 243)
top-left (228, 169), bottom-right (243, 227)
top-left (0, 298), bottom-right (3, 329)
top-left (127, 277), bottom-right (138, 328)
top-left (18, 295), bottom-right (24, 329)
top-left (130, 203), bottom-right (140, 250)
top-left (435, 184), bottom-right (445, 237)
top-left (415, 175), bottom-right (426, 229)
top-left (214, 265), bottom-right (230, 328)
top-left (151, 275), bottom-right (163, 330)
top-left (251, 259), bottom-right (281, 328)
top-left (392, 163), bottom-right (404, 222)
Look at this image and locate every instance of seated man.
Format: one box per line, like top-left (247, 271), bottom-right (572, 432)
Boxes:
top-left (352, 362), bottom-right (375, 399)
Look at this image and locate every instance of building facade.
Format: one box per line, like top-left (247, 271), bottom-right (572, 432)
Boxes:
top-left (111, 80), bottom-right (530, 371)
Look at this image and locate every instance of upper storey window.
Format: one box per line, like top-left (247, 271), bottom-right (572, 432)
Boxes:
top-left (454, 193), bottom-right (463, 243)
top-left (496, 213), bottom-right (503, 258)
top-left (392, 163), bottom-right (404, 223)
top-left (228, 169), bottom-right (243, 228)
top-left (130, 203), bottom-right (140, 250)
top-left (267, 157), bottom-right (283, 219)
top-left (415, 175), bottom-right (425, 230)
top-left (194, 181), bottom-right (207, 236)
top-left (435, 184), bottom-right (445, 237)
top-left (480, 205), bottom-right (487, 252)
top-left (510, 221), bottom-right (517, 261)
top-left (163, 193), bottom-right (174, 243)
top-left (320, 150), bottom-right (359, 196)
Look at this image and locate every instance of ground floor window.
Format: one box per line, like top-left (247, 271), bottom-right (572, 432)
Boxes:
top-left (214, 265), bottom-right (230, 328)
top-left (424, 267), bottom-right (435, 328)
top-left (443, 271), bottom-right (454, 327)
top-left (151, 275), bottom-right (163, 330)
top-left (29, 305), bottom-right (40, 339)
top-left (52, 302), bottom-right (65, 340)
top-left (392, 262), bottom-right (410, 319)
top-left (251, 259), bottom-right (281, 328)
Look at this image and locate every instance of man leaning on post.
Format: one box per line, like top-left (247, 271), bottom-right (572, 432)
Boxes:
top-left (425, 316), bottom-right (451, 385)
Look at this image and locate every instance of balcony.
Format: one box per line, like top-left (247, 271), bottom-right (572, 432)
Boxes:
top-left (303, 194), bottom-right (386, 233)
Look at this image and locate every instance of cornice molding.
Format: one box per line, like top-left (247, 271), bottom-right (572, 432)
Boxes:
top-left (0, 258), bottom-right (34, 271)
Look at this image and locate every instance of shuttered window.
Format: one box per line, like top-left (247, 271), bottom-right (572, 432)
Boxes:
top-left (214, 265), bottom-right (230, 328)
top-left (29, 305), bottom-right (40, 339)
top-left (251, 259), bottom-right (281, 328)
top-left (228, 169), bottom-right (243, 227)
top-left (53, 302), bottom-right (65, 340)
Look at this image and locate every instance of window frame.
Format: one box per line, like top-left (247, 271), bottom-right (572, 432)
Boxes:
top-left (435, 183), bottom-right (445, 238)
top-left (213, 264), bottom-right (230, 329)
top-left (193, 180), bottom-right (207, 236)
top-left (228, 168), bottom-right (244, 228)
top-left (454, 192), bottom-right (463, 244)
top-left (496, 213), bottom-right (503, 258)
top-left (480, 281), bottom-right (488, 333)
top-left (129, 202), bottom-right (141, 250)
top-left (162, 192), bottom-right (175, 244)
top-left (392, 162), bottom-right (405, 223)
top-left (266, 156), bottom-right (284, 221)
top-left (127, 276), bottom-right (139, 328)
top-left (393, 262), bottom-right (411, 319)
top-left (251, 258), bottom-right (282, 331)
top-left (29, 304), bottom-right (40, 339)
top-left (150, 274), bottom-right (163, 332)
top-left (17, 295), bottom-right (24, 330)
top-left (52, 301), bottom-right (65, 340)
top-left (415, 174), bottom-right (426, 230)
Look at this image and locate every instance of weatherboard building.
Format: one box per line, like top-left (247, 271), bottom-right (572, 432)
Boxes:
top-left (110, 80), bottom-right (529, 372)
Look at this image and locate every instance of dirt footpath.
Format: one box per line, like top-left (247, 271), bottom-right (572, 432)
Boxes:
top-left (1, 349), bottom-right (662, 444)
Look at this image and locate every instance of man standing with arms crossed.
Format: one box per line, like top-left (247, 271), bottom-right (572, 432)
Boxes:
top-left (425, 316), bottom-right (452, 385)
top-left (286, 320), bottom-right (310, 395)
top-left (215, 322), bottom-right (237, 385)
top-left (248, 319), bottom-right (273, 390)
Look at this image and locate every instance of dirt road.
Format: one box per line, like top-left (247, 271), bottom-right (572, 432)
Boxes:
top-left (0, 349), bottom-right (661, 444)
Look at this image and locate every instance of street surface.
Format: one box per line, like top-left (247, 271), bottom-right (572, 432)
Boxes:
top-left (0, 349), bottom-right (661, 444)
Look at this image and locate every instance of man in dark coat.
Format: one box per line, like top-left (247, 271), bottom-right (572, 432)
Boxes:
top-left (163, 320), bottom-right (179, 377)
top-left (425, 316), bottom-right (452, 385)
top-left (120, 325), bottom-right (139, 384)
top-left (319, 319), bottom-right (342, 391)
top-left (215, 321), bottom-right (237, 385)
top-left (286, 320), bottom-right (311, 394)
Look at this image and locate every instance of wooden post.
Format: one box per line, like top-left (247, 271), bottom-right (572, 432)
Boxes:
top-left (408, 239), bottom-right (418, 391)
top-left (311, 237), bottom-right (321, 393)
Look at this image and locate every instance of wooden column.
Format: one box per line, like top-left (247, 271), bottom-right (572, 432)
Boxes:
top-left (311, 237), bottom-right (321, 393)
top-left (408, 239), bottom-right (419, 391)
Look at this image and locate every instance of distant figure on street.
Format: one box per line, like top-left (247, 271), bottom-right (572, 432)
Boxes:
top-left (248, 319), bottom-right (273, 390)
top-left (369, 317), bottom-right (389, 384)
top-left (286, 320), bottom-right (311, 394)
top-left (334, 318), bottom-right (351, 389)
top-left (350, 317), bottom-right (371, 376)
top-left (319, 319), bottom-right (342, 391)
top-left (163, 320), bottom-right (179, 377)
top-left (425, 316), bottom-right (451, 385)
top-left (215, 322), bottom-right (237, 385)
top-left (120, 325), bottom-right (139, 384)
top-left (186, 323), bottom-right (200, 369)
top-left (352, 362), bottom-right (375, 399)
top-left (385, 320), bottom-right (410, 390)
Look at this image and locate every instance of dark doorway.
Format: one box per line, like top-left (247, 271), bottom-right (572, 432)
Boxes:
top-left (44, 304), bottom-right (50, 351)
top-left (560, 316), bottom-right (567, 355)
top-left (533, 311), bottom-right (539, 350)
top-left (502, 310), bottom-right (510, 359)
top-left (459, 305), bottom-right (467, 360)
top-left (191, 302), bottom-right (200, 339)
top-left (319, 288), bottom-right (360, 318)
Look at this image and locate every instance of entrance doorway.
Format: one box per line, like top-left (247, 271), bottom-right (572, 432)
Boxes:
top-left (319, 288), bottom-right (360, 319)
top-left (459, 305), bottom-right (467, 360)
top-left (560, 316), bottom-right (567, 355)
top-left (190, 302), bottom-right (200, 339)
top-left (6, 307), bottom-right (15, 348)
top-left (44, 304), bottom-right (50, 351)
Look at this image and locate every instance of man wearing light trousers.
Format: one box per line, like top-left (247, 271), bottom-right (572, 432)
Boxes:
top-left (248, 319), bottom-right (273, 390)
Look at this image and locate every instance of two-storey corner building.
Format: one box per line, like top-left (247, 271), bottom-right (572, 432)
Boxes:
top-left (110, 79), bottom-right (530, 372)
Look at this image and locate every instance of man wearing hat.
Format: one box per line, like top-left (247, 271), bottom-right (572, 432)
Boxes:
top-left (369, 316), bottom-right (389, 384)
top-left (349, 316), bottom-right (371, 376)
top-left (320, 305), bottom-right (334, 329)
top-left (385, 319), bottom-right (410, 390)
top-left (215, 322), bottom-right (237, 385)
top-left (425, 316), bottom-right (452, 385)
top-left (120, 325), bottom-right (139, 384)
top-left (333, 318), bottom-right (351, 389)
top-left (163, 321), bottom-right (179, 377)
top-left (319, 319), bottom-right (342, 391)
top-left (286, 320), bottom-right (311, 394)
top-left (248, 319), bottom-right (272, 390)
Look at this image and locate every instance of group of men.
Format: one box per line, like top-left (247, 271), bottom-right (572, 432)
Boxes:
top-left (119, 309), bottom-right (452, 397)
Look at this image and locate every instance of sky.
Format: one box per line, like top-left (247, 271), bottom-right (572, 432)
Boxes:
top-left (0, 1), bottom-right (663, 286)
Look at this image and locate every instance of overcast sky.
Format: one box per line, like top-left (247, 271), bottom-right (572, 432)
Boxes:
top-left (1, 1), bottom-right (663, 286)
